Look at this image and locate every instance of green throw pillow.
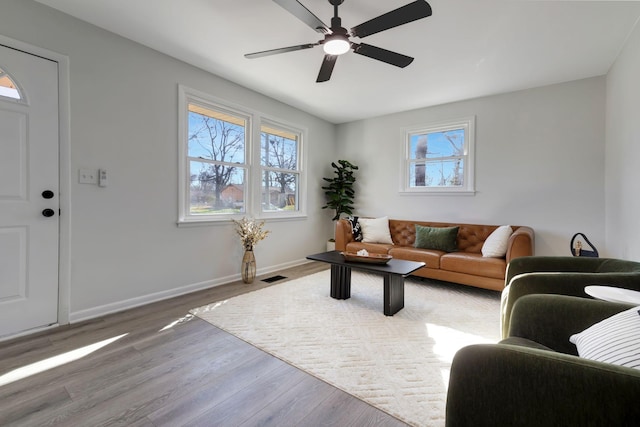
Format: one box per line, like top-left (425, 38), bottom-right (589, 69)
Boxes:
top-left (414, 225), bottom-right (459, 252)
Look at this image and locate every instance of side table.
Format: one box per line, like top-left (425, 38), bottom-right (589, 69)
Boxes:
top-left (585, 286), bottom-right (640, 305)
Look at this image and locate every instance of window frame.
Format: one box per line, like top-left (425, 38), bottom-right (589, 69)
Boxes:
top-left (178, 85), bottom-right (307, 225)
top-left (400, 116), bottom-right (475, 195)
top-left (0, 67), bottom-right (25, 102)
top-left (259, 119), bottom-right (304, 219)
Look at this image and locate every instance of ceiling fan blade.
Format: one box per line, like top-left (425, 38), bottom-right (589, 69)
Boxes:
top-left (273, 0), bottom-right (330, 34)
top-left (352, 43), bottom-right (414, 68)
top-left (350, 0), bottom-right (432, 39)
top-left (316, 55), bottom-right (338, 82)
top-left (245, 43), bottom-right (319, 59)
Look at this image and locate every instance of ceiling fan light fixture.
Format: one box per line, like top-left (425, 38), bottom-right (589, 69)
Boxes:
top-left (323, 35), bottom-right (350, 55)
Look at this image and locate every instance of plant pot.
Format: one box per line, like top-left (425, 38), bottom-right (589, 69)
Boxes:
top-left (326, 240), bottom-right (336, 252)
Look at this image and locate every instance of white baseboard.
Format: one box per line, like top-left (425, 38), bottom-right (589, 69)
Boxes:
top-left (0, 323), bottom-right (61, 343)
top-left (69, 258), bottom-right (311, 324)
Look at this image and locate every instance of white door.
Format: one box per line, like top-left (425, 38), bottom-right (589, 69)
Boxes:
top-left (0, 44), bottom-right (59, 338)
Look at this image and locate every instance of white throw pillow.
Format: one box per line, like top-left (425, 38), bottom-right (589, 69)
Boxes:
top-left (359, 216), bottom-right (393, 244)
top-left (481, 225), bottom-right (513, 257)
top-left (569, 306), bottom-right (640, 370)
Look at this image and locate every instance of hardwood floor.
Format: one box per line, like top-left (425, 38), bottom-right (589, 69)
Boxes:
top-left (0, 263), bottom-right (409, 426)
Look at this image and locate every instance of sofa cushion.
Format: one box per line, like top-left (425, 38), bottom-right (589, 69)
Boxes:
top-left (359, 216), bottom-right (393, 244)
top-left (570, 306), bottom-right (640, 369)
top-left (482, 225), bottom-right (513, 257)
top-left (347, 216), bottom-right (363, 242)
top-left (441, 253), bottom-right (506, 279)
top-left (414, 225), bottom-right (459, 252)
top-left (389, 247), bottom-right (442, 269)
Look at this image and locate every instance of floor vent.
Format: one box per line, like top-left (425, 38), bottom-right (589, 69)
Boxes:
top-left (262, 275), bottom-right (287, 283)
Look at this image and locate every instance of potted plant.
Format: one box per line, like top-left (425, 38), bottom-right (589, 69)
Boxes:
top-left (322, 160), bottom-right (358, 250)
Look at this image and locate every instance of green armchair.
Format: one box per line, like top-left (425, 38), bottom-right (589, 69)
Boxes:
top-left (501, 256), bottom-right (640, 338)
top-left (446, 294), bottom-right (640, 427)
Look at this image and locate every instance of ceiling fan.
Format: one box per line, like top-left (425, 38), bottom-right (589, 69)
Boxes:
top-left (245, 0), bottom-right (433, 82)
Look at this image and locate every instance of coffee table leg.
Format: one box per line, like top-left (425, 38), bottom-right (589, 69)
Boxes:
top-left (384, 274), bottom-right (405, 316)
top-left (330, 264), bottom-right (351, 299)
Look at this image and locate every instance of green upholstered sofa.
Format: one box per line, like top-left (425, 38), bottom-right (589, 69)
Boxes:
top-left (500, 256), bottom-right (640, 338)
top-left (446, 294), bottom-right (640, 427)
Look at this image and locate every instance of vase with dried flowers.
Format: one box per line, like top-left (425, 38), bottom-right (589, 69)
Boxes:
top-left (232, 217), bottom-right (270, 283)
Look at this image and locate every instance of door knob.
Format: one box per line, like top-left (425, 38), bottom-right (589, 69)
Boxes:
top-left (42, 208), bottom-right (55, 217)
top-left (42, 190), bottom-right (54, 199)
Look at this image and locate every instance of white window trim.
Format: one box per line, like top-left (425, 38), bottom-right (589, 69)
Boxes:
top-left (258, 117), bottom-right (306, 220)
top-left (177, 85), bottom-right (307, 226)
top-left (399, 116), bottom-right (475, 195)
top-left (0, 67), bottom-right (27, 103)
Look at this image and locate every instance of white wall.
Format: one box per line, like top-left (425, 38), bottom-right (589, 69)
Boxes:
top-left (605, 22), bottom-right (640, 261)
top-left (1, 0), bottom-right (337, 320)
top-left (336, 77), bottom-right (607, 257)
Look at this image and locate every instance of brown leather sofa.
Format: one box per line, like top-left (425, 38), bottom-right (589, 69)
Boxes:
top-left (335, 218), bottom-right (534, 291)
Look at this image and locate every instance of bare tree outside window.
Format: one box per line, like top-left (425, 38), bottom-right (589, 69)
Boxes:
top-left (410, 128), bottom-right (465, 188)
top-left (261, 126), bottom-right (300, 211)
top-left (187, 107), bottom-right (247, 214)
top-left (179, 86), bottom-right (307, 222)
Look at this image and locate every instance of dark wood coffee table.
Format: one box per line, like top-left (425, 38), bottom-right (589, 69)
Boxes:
top-left (306, 250), bottom-right (425, 316)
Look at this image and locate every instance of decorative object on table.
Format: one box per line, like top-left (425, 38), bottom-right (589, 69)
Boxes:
top-left (321, 159), bottom-right (358, 245)
top-left (342, 250), bottom-right (392, 265)
top-left (570, 232), bottom-right (599, 257)
top-left (232, 217), bottom-right (270, 284)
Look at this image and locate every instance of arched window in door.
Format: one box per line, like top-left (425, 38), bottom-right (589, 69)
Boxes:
top-left (0, 67), bottom-right (22, 100)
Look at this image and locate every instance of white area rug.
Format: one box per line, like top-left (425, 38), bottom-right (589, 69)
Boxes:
top-left (192, 270), bottom-right (501, 427)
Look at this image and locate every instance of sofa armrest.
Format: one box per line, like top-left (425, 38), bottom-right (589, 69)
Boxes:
top-left (334, 219), bottom-right (352, 252)
top-left (446, 344), bottom-right (640, 427)
top-left (507, 294), bottom-right (633, 354)
top-left (505, 226), bottom-right (534, 263)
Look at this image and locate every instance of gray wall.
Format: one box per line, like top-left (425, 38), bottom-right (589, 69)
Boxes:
top-left (1, 0), bottom-right (336, 320)
top-left (336, 77), bottom-right (606, 257)
top-left (606, 21), bottom-right (640, 261)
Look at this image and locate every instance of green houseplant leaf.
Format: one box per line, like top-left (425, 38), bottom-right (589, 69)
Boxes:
top-left (321, 160), bottom-right (359, 221)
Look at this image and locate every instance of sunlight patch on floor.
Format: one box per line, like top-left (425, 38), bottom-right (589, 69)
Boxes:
top-left (427, 323), bottom-right (497, 363)
top-left (190, 300), bottom-right (228, 316)
top-left (426, 323), bottom-right (497, 388)
top-left (158, 313), bottom-right (194, 332)
top-left (0, 333), bottom-right (128, 387)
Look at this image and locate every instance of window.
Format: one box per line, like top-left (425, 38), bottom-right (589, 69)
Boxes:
top-left (401, 117), bottom-right (475, 194)
top-left (0, 67), bottom-right (22, 100)
top-left (260, 123), bottom-right (300, 212)
top-left (178, 86), bottom-right (305, 224)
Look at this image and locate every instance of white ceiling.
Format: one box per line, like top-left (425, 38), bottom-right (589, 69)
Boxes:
top-left (36, 0), bottom-right (640, 124)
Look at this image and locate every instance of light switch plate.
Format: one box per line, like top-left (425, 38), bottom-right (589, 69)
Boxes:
top-left (79, 168), bottom-right (98, 184)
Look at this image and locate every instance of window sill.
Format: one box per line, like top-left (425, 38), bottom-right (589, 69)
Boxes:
top-left (177, 212), bottom-right (307, 227)
top-left (399, 189), bottom-right (476, 196)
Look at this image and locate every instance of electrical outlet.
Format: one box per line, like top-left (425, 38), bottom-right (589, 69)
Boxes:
top-left (79, 168), bottom-right (99, 184)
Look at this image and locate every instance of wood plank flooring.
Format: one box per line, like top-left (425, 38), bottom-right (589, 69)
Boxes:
top-left (0, 263), bottom-right (409, 426)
